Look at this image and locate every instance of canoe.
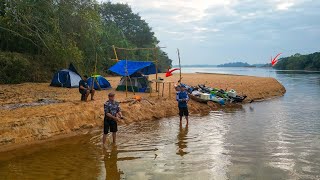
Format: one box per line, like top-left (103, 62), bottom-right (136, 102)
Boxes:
top-left (188, 93), bottom-right (210, 103)
top-left (189, 93), bottom-right (225, 105)
top-left (229, 95), bottom-right (247, 103)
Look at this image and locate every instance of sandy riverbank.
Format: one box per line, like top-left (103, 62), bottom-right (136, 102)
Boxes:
top-left (0, 73), bottom-right (286, 151)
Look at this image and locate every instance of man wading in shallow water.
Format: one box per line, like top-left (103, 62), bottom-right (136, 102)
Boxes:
top-left (176, 85), bottom-right (189, 125)
top-left (103, 92), bottom-right (123, 146)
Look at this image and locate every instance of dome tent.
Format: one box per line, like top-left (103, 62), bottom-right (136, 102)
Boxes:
top-left (87, 75), bottom-right (111, 90)
top-left (116, 76), bottom-right (150, 92)
top-left (50, 63), bottom-right (82, 88)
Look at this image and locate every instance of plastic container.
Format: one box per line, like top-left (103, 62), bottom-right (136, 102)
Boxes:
top-left (200, 93), bottom-right (210, 100)
top-left (228, 89), bottom-right (237, 98)
top-left (138, 88), bottom-right (146, 92)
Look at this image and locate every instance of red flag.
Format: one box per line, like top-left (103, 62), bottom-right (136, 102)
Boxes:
top-left (271, 53), bottom-right (282, 66)
top-left (165, 68), bottom-right (180, 77)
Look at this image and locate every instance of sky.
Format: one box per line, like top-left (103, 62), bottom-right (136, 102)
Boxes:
top-left (107, 0), bottom-right (320, 65)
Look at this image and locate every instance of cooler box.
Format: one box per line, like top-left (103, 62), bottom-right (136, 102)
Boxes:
top-left (200, 93), bottom-right (211, 100)
top-left (228, 89), bottom-right (237, 98)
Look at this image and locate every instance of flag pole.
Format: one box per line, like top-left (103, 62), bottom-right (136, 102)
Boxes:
top-left (177, 48), bottom-right (182, 83)
top-left (125, 59), bottom-right (128, 98)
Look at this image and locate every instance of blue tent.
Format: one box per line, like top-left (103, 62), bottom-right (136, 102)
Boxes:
top-left (108, 60), bottom-right (157, 76)
top-left (50, 64), bottom-right (82, 88)
top-left (87, 75), bottom-right (111, 90)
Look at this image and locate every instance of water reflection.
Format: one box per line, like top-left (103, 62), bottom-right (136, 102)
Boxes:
top-left (101, 145), bottom-right (142, 180)
top-left (176, 123), bottom-right (189, 156)
top-left (103, 146), bottom-right (122, 180)
top-left (275, 70), bottom-right (320, 75)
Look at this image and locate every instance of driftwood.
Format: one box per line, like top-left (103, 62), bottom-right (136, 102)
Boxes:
top-left (120, 96), bottom-right (155, 106)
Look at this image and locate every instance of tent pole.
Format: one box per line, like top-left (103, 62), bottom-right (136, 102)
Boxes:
top-left (149, 82), bottom-right (152, 97)
top-left (125, 60), bottom-right (128, 97)
top-left (96, 77), bottom-right (102, 90)
top-left (154, 47), bottom-right (158, 92)
top-left (92, 51), bottom-right (98, 91)
top-left (177, 48), bottom-right (182, 83)
top-left (94, 51), bottom-right (97, 74)
top-left (113, 45), bottom-right (119, 61)
top-left (127, 75), bottom-right (135, 95)
top-left (125, 76), bottom-right (128, 97)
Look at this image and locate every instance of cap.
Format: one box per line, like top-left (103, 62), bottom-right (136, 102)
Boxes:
top-left (108, 92), bottom-right (115, 97)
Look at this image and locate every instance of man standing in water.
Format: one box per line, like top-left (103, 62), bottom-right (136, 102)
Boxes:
top-left (103, 92), bottom-right (123, 146)
top-left (176, 85), bottom-right (189, 124)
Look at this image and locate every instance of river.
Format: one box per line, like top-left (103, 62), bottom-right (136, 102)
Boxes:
top-left (0, 67), bottom-right (320, 179)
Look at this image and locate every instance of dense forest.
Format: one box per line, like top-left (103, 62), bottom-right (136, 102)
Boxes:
top-left (0, 0), bottom-right (172, 84)
top-left (274, 52), bottom-right (320, 71)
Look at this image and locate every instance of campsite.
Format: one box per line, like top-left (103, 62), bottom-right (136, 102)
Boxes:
top-left (0, 42), bottom-right (287, 171)
top-left (0, 71), bottom-right (286, 150)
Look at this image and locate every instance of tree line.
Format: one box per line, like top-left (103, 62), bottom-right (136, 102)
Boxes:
top-left (274, 52), bottom-right (320, 71)
top-left (0, 0), bottom-right (172, 84)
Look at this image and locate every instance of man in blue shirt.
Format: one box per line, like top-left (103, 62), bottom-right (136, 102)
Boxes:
top-left (176, 85), bottom-right (189, 124)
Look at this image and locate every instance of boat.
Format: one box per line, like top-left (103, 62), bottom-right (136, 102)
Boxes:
top-left (229, 95), bottom-right (247, 103)
top-left (188, 93), bottom-right (225, 105)
top-left (199, 85), bottom-right (247, 103)
top-left (188, 93), bottom-right (210, 103)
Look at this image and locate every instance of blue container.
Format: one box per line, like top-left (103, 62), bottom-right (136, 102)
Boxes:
top-left (219, 99), bottom-right (225, 105)
top-left (138, 88), bottom-right (146, 92)
top-left (210, 94), bottom-right (215, 99)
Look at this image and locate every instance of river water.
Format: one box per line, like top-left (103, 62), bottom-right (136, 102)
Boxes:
top-left (1, 67), bottom-right (320, 180)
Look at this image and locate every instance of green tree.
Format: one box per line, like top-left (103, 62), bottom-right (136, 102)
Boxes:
top-left (100, 2), bottom-right (155, 47)
top-left (0, 0), bottom-right (172, 84)
top-left (275, 52), bottom-right (320, 71)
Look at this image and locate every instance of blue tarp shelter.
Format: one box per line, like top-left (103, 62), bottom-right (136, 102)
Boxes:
top-left (108, 60), bottom-right (158, 93)
top-left (108, 60), bottom-right (157, 76)
top-left (50, 63), bottom-right (82, 88)
top-left (87, 75), bottom-right (111, 90)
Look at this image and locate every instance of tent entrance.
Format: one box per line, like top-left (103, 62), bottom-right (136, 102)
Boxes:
top-left (116, 76), bottom-right (151, 93)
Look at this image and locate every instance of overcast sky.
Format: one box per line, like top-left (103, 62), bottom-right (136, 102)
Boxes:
top-left (108, 0), bottom-right (320, 65)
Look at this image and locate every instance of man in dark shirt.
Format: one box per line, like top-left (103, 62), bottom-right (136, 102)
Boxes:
top-left (176, 85), bottom-right (189, 125)
top-left (79, 75), bottom-right (95, 101)
top-left (103, 92), bottom-right (123, 146)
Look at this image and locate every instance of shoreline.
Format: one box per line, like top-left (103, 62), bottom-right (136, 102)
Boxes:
top-left (0, 73), bottom-right (286, 152)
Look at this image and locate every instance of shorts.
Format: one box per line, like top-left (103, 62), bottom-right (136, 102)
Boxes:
top-left (104, 117), bottom-right (118, 134)
top-left (80, 89), bottom-right (94, 95)
top-left (179, 107), bottom-right (189, 117)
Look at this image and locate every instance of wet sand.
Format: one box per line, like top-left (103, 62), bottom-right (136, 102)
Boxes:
top-left (0, 73), bottom-right (286, 151)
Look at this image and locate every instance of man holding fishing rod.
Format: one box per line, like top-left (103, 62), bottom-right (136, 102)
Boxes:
top-left (176, 84), bottom-right (189, 125)
top-left (103, 92), bottom-right (123, 146)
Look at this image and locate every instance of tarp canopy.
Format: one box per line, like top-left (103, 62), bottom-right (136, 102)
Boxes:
top-left (108, 60), bottom-right (157, 76)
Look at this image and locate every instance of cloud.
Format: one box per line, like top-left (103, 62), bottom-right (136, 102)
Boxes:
top-left (107, 0), bottom-right (320, 64)
top-left (194, 27), bottom-right (220, 33)
top-left (276, 1), bottom-right (295, 10)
